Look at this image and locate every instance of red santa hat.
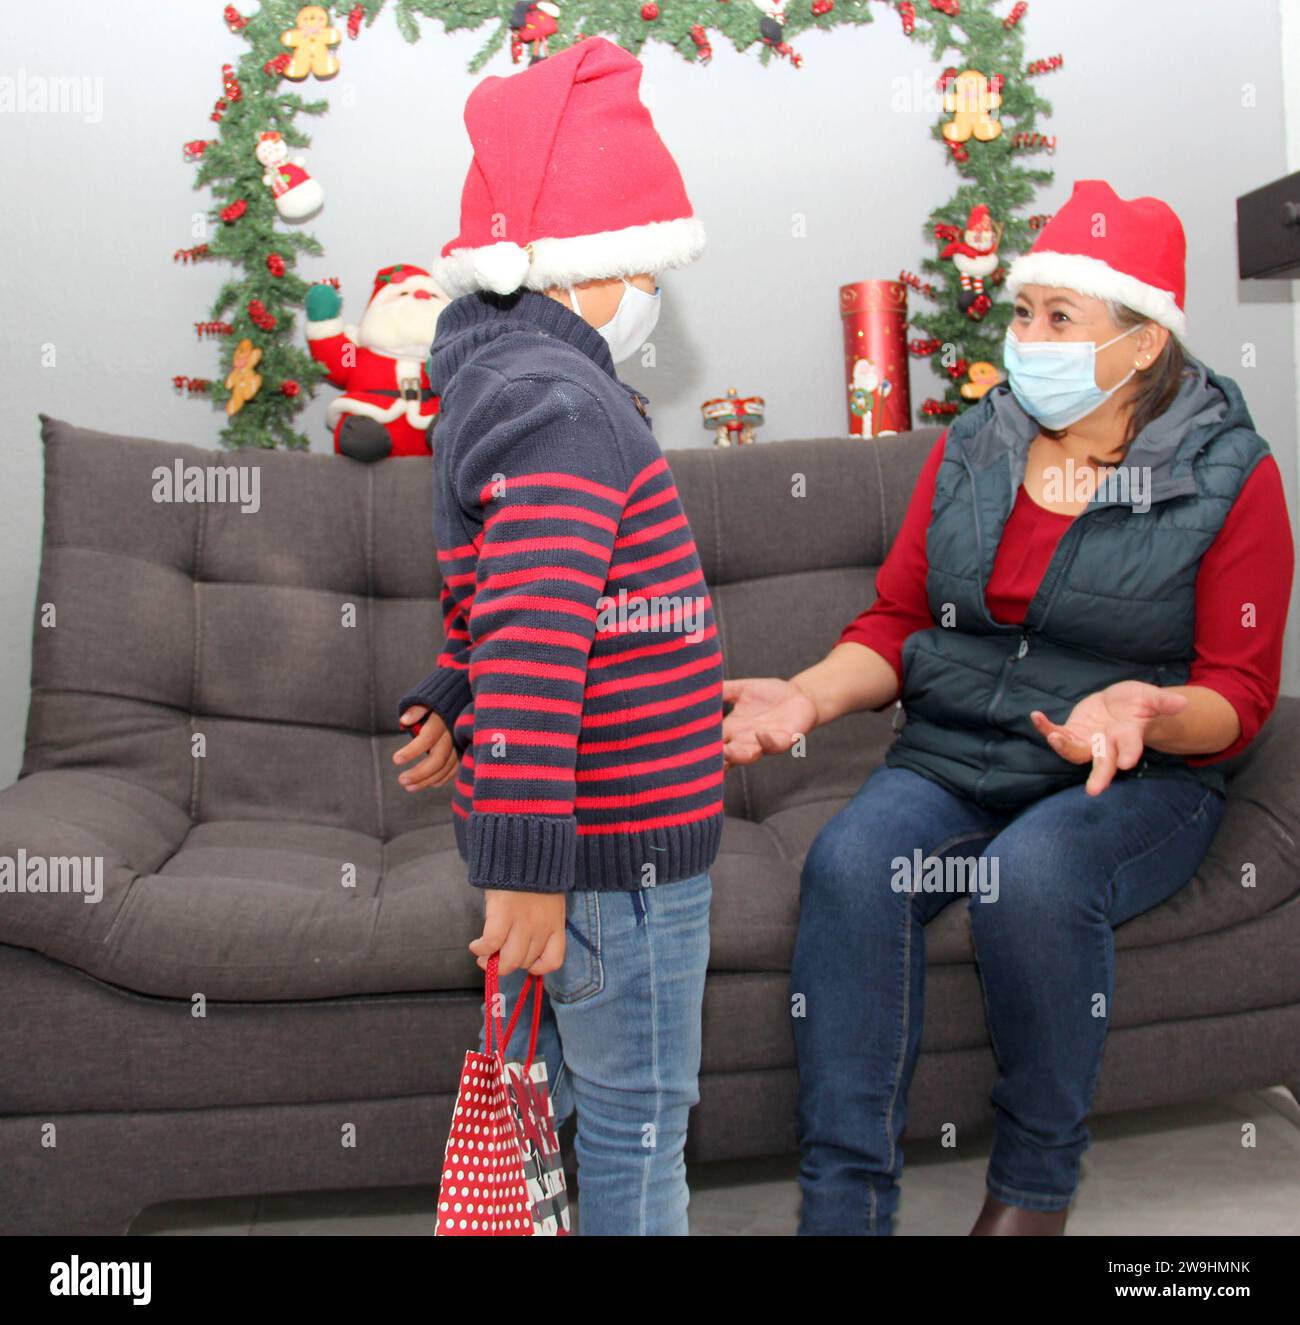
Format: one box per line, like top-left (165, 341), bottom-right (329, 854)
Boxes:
top-left (1005, 179), bottom-right (1187, 339)
top-left (370, 263), bottom-right (433, 302)
top-left (434, 36), bottom-right (705, 298)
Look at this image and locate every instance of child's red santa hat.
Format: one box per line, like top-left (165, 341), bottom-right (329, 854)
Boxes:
top-left (434, 36), bottom-right (705, 297)
top-left (1006, 179), bottom-right (1187, 340)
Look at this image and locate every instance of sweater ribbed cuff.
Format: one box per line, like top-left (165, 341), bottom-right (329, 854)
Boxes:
top-left (466, 812), bottom-right (577, 893)
top-left (397, 666), bottom-right (472, 733)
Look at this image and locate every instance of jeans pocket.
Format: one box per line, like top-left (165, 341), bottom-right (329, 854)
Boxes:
top-left (544, 890), bottom-right (604, 1005)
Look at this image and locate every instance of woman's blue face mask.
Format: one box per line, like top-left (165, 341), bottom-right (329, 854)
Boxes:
top-left (1002, 322), bottom-right (1145, 429)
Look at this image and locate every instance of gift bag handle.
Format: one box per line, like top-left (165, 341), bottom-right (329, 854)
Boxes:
top-left (483, 953), bottom-right (544, 1072)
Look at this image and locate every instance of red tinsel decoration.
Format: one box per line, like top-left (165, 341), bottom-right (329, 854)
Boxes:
top-left (898, 1), bottom-right (916, 35)
top-left (222, 64), bottom-right (243, 102)
top-left (173, 375), bottom-right (214, 394)
top-left (173, 245), bottom-right (211, 264)
top-left (1026, 55), bottom-right (1063, 76)
top-left (347, 4), bottom-right (365, 38)
top-left (811, 0), bottom-right (834, 14)
top-left (899, 270), bottom-right (938, 300)
top-left (194, 322), bottom-right (234, 340)
top-left (689, 25), bottom-right (713, 63)
top-left (1004, 2), bottom-right (1027, 29)
top-left (223, 6), bottom-right (248, 32)
top-left (248, 299), bottom-right (278, 331)
top-left (946, 358), bottom-right (970, 380)
top-left (183, 139), bottom-right (210, 160)
top-left (280, 380), bottom-right (302, 398)
top-left (220, 199), bottom-right (248, 224)
top-left (930, 0), bottom-right (959, 16)
top-left (909, 337), bottom-right (943, 357)
top-left (1013, 132), bottom-right (1056, 153)
top-left (921, 399), bottom-right (960, 417)
top-left (266, 253), bottom-right (286, 277)
top-left (264, 53), bottom-right (292, 78)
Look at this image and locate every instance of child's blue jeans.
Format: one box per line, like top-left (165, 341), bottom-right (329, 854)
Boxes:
top-left (791, 763), bottom-right (1226, 1235)
top-left (488, 870), bottom-right (712, 1236)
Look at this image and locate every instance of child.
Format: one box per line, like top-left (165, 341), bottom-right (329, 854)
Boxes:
top-left (392, 36), bottom-right (723, 1236)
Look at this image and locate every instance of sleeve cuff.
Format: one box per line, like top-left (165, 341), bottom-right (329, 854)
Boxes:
top-left (466, 813), bottom-right (577, 893)
top-left (397, 666), bottom-right (472, 731)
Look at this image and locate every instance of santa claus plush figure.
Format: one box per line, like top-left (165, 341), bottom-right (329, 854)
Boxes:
top-left (940, 204), bottom-right (1002, 315)
top-left (305, 264), bottom-right (451, 460)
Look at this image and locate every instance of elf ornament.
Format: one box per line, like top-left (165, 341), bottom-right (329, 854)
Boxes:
top-left (281, 5), bottom-right (341, 80)
top-left (510, 3), bottom-right (560, 64)
top-left (940, 203), bottom-right (1002, 318)
top-left (305, 263), bottom-right (451, 461)
top-left (255, 131), bottom-right (325, 221)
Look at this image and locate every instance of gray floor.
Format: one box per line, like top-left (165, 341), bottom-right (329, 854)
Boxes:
top-left (129, 1087), bottom-right (1300, 1236)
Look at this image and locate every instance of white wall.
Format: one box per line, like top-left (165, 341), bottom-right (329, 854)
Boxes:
top-left (1, 0), bottom-right (1297, 785)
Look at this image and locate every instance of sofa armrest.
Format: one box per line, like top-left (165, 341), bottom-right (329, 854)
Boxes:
top-left (0, 770), bottom-right (191, 958)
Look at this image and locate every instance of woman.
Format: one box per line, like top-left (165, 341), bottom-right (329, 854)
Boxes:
top-left (722, 180), bottom-right (1295, 1235)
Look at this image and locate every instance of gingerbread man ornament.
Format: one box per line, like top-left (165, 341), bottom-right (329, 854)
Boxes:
top-left (942, 70), bottom-right (1003, 144)
top-left (225, 339), bottom-right (263, 416)
top-left (281, 5), bottom-right (341, 81)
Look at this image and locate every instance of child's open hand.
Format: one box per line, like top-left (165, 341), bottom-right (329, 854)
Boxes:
top-left (471, 890), bottom-right (567, 976)
top-left (393, 705), bottom-right (458, 791)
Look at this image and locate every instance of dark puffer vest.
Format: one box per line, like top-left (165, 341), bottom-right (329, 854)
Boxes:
top-left (885, 355), bottom-right (1271, 811)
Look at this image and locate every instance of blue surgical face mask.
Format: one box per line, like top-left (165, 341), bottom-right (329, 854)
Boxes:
top-left (1002, 323), bottom-right (1145, 429)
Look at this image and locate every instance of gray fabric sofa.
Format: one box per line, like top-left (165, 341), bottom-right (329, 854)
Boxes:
top-left (2, 414), bottom-right (1297, 1235)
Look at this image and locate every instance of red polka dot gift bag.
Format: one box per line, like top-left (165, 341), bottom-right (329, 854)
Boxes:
top-left (436, 954), bottom-right (571, 1236)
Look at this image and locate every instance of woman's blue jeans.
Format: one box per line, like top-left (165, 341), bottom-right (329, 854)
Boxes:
top-left (791, 763), bottom-right (1226, 1235)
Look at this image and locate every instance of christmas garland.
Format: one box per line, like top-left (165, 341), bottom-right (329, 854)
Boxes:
top-left (175, 0), bottom-right (1057, 447)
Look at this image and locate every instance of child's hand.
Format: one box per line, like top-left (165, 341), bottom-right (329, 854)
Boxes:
top-left (470, 890), bottom-right (567, 977)
top-left (393, 705), bottom-right (458, 791)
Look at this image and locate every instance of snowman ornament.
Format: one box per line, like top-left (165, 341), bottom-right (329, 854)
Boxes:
top-left (255, 131), bottom-right (325, 222)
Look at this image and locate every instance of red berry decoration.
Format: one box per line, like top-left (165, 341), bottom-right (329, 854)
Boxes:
top-left (223, 5), bottom-right (248, 32)
top-left (641, 2), bottom-right (659, 17)
top-left (967, 293), bottom-right (992, 321)
top-left (280, 380), bottom-right (301, 398)
top-left (263, 53), bottom-right (292, 78)
top-left (812, 0), bottom-right (834, 13)
top-left (266, 254), bottom-right (286, 278)
top-left (347, 4), bottom-right (365, 38)
top-left (222, 64), bottom-right (242, 102)
top-left (220, 199), bottom-right (248, 224)
top-left (183, 139), bottom-right (210, 160)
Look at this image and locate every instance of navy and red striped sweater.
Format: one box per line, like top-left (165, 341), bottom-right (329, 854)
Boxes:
top-left (398, 289), bottom-right (725, 893)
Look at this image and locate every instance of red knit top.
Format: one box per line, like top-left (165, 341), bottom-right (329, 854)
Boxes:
top-left (837, 431), bottom-right (1295, 764)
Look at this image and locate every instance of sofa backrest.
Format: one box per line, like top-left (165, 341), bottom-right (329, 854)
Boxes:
top-left (25, 416), bottom-right (938, 835)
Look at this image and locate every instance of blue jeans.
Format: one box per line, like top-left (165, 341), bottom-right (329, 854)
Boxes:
top-left (791, 764), bottom-right (1226, 1235)
top-left (488, 870), bottom-right (712, 1236)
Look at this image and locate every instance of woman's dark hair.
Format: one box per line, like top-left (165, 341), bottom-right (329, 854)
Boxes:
top-left (1039, 300), bottom-right (1186, 465)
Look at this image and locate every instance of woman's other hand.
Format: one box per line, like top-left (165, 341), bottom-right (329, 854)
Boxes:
top-left (722, 677), bottom-right (819, 768)
top-left (1030, 681), bottom-right (1189, 796)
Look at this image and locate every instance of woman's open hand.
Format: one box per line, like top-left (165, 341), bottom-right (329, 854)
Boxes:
top-left (1030, 680), bottom-right (1189, 796)
top-left (722, 677), bottom-right (819, 768)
